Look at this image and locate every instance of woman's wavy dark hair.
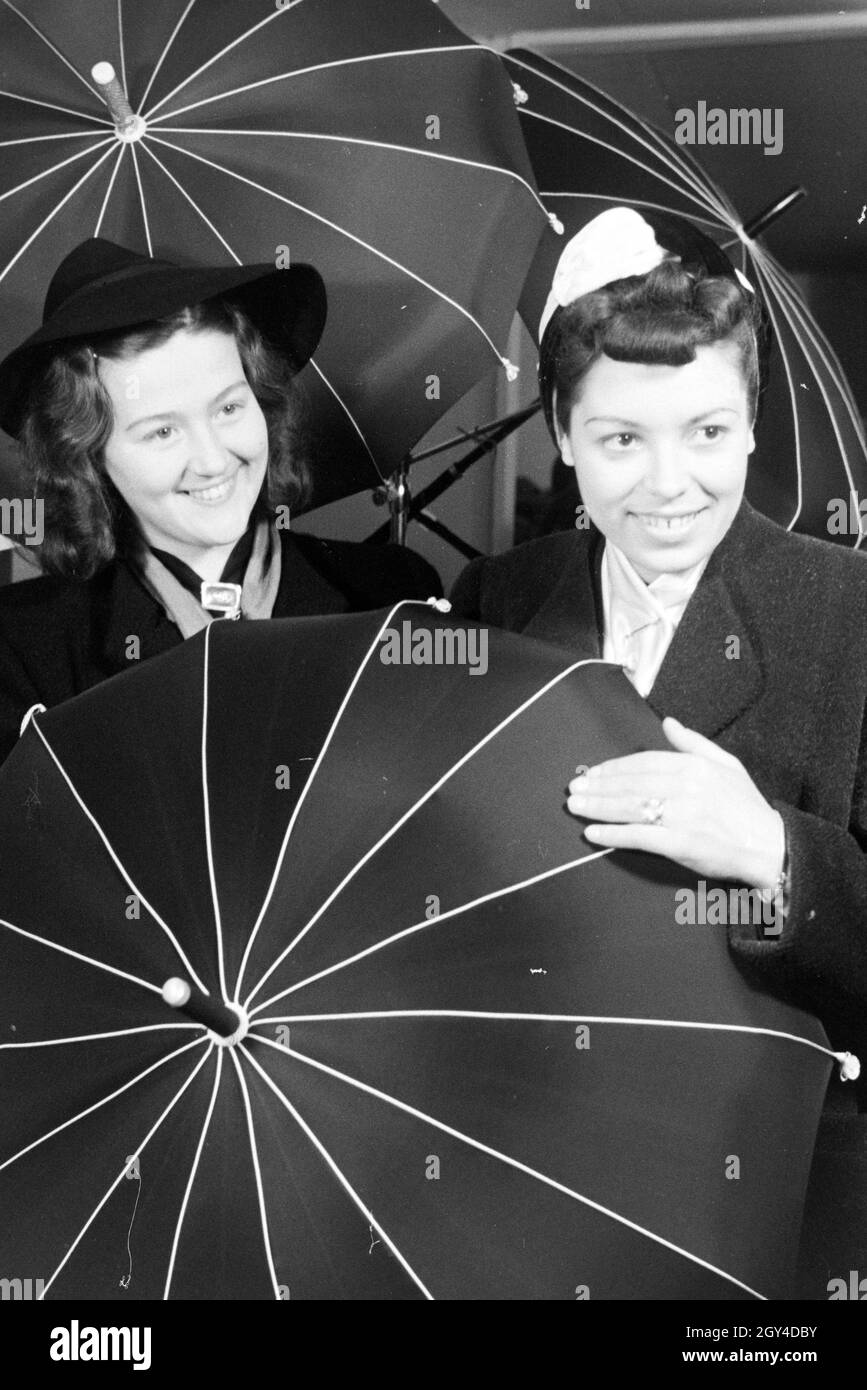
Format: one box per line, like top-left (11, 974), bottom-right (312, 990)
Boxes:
top-left (538, 259), bottom-right (765, 446)
top-left (18, 297), bottom-right (311, 579)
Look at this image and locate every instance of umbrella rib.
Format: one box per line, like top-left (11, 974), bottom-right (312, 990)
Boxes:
top-left (0, 1023), bottom-right (202, 1050)
top-left (137, 139), bottom-right (249, 260)
top-left (0, 1037), bottom-right (207, 1177)
top-left (239, 1043), bottom-right (434, 1300)
top-left (141, 0), bottom-right (307, 122)
top-left (758, 261), bottom-right (857, 503)
top-left (143, 39), bottom-right (487, 125)
top-left (0, 88), bottom-right (112, 126)
top-left (243, 653), bottom-right (619, 1012)
top-left (0, 142), bottom-right (117, 296)
top-left (749, 254), bottom-right (805, 530)
top-left (37, 1042), bottom-right (213, 1299)
top-left (249, 848), bottom-right (615, 1019)
top-left (137, 147), bottom-right (381, 480)
top-left (135, 144), bottom-right (388, 497)
top-left (94, 143), bottom-right (128, 237)
top-left (253, 1010), bottom-right (838, 1067)
top-left (0, 132), bottom-right (116, 148)
top-left (0, 136), bottom-right (115, 213)
top-left (506, 53), bottom-right (736, 223)
top-left (0, 1), bottom-right (106, 103)
top-left (753, 247), bottom-right (867, 531)
top-left (146, 125), bottom-right (549, 217)
top-left (233, 600), bottom-right (423, 1003)
top-left (523, 102), bottom-right (726, 220)
top-left (226, 1048), bottom-right (282, 1299)
top-left (144, 134), bottom-right (519, 370)
top-left (201, 622), bottom-right (230, 1001)
top-left (163, 1047), bottom-right (224, 1300)
top-left (116, 0), bottom-right (129, 99)
top-left (540, 190), bottom-right (728, 235)
top-left (249, 1033), bottom-right (766, 1300)
top-left (521, 108), bottom-right (728, 227)
top-left (306, 358), bottom-right (382, 473)
top-left (0, 914), bottom-right (168, 997)
top-left (136, 0), bottom-right (197, 115)
top-left (129, 141), bottom-right (153, 256)
top-left (28, 717), bottom-right (210, 993)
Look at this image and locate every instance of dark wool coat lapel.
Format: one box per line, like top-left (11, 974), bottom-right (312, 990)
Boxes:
top-left (99, 560), bottom-right (177, 669)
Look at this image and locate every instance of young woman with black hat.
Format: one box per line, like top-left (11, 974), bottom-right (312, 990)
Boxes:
top-left (0, 238), bottom-right (440, 764)
top-left (451, 206), bottom-right (867, 1296)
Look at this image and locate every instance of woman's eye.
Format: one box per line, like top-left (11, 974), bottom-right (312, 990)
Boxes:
top-left (147, 425), bottom-right (175, 442)
top-left (697, 424), bottom-right (727, 443)
top-left (603, 432), bottom-right (638, 450)
top-left (220, 400), bottom-right (244, 418)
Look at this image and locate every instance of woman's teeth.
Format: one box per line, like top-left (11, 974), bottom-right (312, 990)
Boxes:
top-left (185, 475), bottom-right (236, 504)
top-left (635, 509), bottom-right (704, 532)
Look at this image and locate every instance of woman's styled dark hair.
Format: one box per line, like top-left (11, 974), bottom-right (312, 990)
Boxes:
top-left (18, 297), bottom-right (311, 579)
top-left (538, 259), bottom-right (765, 445)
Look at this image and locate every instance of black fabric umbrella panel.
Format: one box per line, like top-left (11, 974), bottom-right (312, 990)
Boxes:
top-left (0, 0), bottom-right (550, 507)
top-left (0, 604), bottom-right (843, 1299)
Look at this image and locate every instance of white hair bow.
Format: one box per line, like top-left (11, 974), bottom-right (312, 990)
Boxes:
top-left (539, 207), bottom-right (674, 340)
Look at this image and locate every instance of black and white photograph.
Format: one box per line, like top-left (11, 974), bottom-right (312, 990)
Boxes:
top-left (0, 0), bottom-right (865, 1360)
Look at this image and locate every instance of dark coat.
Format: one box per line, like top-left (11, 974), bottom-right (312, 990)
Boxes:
top-left (0, 529), bottom-right (441, 767)
top-left (451, 496), bottom-right (867, 1297)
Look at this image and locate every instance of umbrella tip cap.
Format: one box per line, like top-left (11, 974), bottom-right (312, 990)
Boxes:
top-left (162, 977), bottom-right (192, 1008)
top-left (92, 62), bottom-right (116, 85)
top-left (838, 1051), bottom-right (861, 1082)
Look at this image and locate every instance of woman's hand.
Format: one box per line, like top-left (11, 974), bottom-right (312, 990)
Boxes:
top-left (566, 716), bottom-right (786, 890)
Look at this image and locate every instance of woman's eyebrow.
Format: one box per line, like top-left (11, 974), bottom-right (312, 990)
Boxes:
top-left (583, 416), bottom-right (642, 427)
top-left (686, 407), bottom-right (740, 424)
top-left (126, 381), bottom-right (249, 431)
top-left (583, 406), bottom-right (740, 428)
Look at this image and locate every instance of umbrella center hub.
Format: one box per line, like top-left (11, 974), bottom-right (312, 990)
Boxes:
top-left (210, 1003), bottom-right (249, 1048)
top-left (115, 115), bottom-right (147, 144)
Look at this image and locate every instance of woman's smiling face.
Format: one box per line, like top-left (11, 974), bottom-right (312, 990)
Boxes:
top-left (559, 341), bottom-right (755, 583)
top-left (98, 327), bottom-right (269, 567)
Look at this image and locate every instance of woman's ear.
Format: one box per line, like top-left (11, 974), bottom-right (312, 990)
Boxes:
top-left (747, 423), bottom-right (756, 455)
top-left (558, 431), bottom-right (575, 468)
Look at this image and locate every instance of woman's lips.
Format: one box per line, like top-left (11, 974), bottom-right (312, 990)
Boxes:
top-left (632, 507), bottom-right (707, 535)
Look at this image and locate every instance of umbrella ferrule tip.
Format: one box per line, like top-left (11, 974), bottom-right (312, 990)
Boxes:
top-left (839, 1050), bottom-right (861, 1081)
top-left (162, 977), bottom-right (191, 1008)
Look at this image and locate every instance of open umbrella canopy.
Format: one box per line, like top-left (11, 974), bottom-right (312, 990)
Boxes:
top-left (0, 604), bottom-right (844, 1299)
top-left (506, 48), bottom-right (867, 545)
top-left (0, 0), bottom-right (549, 507)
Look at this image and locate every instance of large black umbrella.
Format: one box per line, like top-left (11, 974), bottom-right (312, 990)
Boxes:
top-left (506, 48), bottom-right (867, 544)
top-left (0, 0), bottom-right (549, 508)
top-left (0, 605), bottom-right (848, 1299)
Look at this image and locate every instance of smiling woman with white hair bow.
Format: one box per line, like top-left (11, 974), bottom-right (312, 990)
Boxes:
top-left (451, 205), bottom-right (867, 1296)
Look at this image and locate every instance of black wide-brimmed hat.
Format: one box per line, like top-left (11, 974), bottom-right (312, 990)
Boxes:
top-left (0, 238), bottom-right (327, 438)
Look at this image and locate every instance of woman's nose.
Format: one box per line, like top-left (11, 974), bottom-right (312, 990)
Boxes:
top-left (187, 425), bottom-right (229, 476)
top-left (643, 443), bottom-right (688, 496)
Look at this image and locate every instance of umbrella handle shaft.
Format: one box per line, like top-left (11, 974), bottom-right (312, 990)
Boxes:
top-left (162, 978), bottom-right (242, 1038)
top-left (92, 63), bottom-right (137, 132)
